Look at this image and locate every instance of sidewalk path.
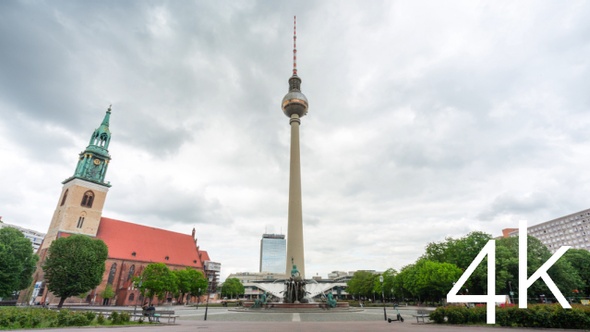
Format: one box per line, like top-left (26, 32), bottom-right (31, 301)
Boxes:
top-left (19, 306), bottom-right (590, 332)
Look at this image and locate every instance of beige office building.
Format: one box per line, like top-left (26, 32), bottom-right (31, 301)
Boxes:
top-left (505, 208), bottom-right (590, 253)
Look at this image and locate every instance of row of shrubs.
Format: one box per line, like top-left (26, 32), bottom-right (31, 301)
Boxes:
top-left (430, 304), bottom-right (590, 329)
top-left (0, 307), bottom-right (131, 329)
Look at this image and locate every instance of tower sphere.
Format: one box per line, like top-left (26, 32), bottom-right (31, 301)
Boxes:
top-left (282, 76), bottom-right (309, 118)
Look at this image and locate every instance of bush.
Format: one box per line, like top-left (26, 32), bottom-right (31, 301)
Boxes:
top-left (430, 304), bottom-right (590, 329)
top-left (0, 307), bottom-right (143, 329)
top-left (56, 309), bottom-right (90, 327)
top-left (119, 311), bottom-right (130, 323)
top-left (96, 313), bottom-right (106, 324)
top-left (109, 311), bottom-right (130, 325)
top-left (85, 311), bottom-right (96, 321)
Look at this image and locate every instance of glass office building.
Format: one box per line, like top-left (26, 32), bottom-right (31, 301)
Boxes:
top-left (259, 234), bottom-right (286, 273)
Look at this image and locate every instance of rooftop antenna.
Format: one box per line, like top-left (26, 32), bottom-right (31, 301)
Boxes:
top-left (293, 15), bottom-right (297, 76)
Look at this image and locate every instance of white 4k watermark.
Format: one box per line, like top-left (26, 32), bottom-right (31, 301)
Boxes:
top-left (446, 220), bottom-right (571, 324)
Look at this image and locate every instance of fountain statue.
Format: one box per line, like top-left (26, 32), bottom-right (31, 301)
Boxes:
top-left (283, 258), bottom-right (309, 303)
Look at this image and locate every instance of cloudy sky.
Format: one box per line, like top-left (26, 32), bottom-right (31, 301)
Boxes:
top-left (1, 0), bottom-right (589, 281)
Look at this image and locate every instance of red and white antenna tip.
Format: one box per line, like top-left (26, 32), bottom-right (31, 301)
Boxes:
top-left (293, 16), bottom-right (297, 76)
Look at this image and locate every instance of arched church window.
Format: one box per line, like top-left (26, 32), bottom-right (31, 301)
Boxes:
top-left (81, 191), bottom-right (94, 208)
top-left (76, 216), bottom-right (85, 228)
top-left (107, 263), bottom-right (117, 285)
top-left (60, 189), bottom-right (69, 206)
top-left (128, 265), bottom-right (135, 281)
top-left (129, 293), bottom-right (135, 302)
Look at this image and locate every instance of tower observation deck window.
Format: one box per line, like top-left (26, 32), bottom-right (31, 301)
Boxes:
top-left (81, 191), bottom-right (94, 208)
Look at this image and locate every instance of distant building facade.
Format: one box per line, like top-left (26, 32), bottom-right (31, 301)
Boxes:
top-left (226, 271), bottom-right (284, 300)
top-left (0, 218), bottom-right (45, 251)
top-left (259, 233), bottom-right (286, 274)
top-left (504, 208), bottom-right (590, 253)
top-left (327, 271), bottom-right (351, 279)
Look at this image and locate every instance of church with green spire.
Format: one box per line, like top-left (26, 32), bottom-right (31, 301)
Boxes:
top-left (24, 105), bottom-right (214, 307)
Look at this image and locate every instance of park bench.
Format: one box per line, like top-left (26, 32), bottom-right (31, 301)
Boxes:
top-left (156, 310), bottom-right (179, 323)
top-left (413, 309), bottom-right (432, 323)
top-left (132, 309), bottom-right (178, 324)
top-left (221, 300), bottom-right (243, 307)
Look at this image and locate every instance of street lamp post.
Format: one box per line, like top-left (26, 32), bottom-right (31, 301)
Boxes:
top-left (380, 275), bottom-right (386, 321)
top-left (132, 277), bottom-right (142, 317)
top-left (196, 288), bottom-right (201, 310)
top-left (204, 276), bottom-right (213, 321)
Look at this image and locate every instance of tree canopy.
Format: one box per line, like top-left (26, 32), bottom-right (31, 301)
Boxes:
top-left (220, 278), bottom-right (244, 299)
top-left (399, 231), bottom-right (588, 303)
top-left (174, 267), bottom-right (208, 304)
top-left (42, 234), bottom-right (108, 308)
top-left (424, 231), bottom-right (492, 269)
top-left (394, 259), bottom-right (462, 302)
top-left (139, 263), bottom-right (178, 303)
top-left (0, 227), bottom-right (38, 298)
top-left (346, 270), bottom-right (378, 299)
top-left (562, 249), bottom-right (590, 295)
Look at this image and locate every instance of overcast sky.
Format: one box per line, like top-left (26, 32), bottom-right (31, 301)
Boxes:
top-left (1, 0), bottom-right (589, 281)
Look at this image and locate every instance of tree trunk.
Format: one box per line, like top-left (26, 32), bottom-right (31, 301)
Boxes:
top-left (58, 296), bottom-right (66, 308)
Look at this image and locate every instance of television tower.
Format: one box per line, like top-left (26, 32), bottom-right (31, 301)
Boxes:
top-left (282, 16), bottom-right (309, 279)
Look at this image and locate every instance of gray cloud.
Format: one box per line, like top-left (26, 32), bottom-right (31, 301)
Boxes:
top-left (2, 0), bottom-right (590, 280)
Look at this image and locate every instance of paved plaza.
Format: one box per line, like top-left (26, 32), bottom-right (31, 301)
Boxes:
top-left (18, 306), bottom-right (590, 332)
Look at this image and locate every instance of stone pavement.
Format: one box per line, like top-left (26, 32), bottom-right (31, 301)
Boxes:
top-left (19, 306), bottom-right (590, 332)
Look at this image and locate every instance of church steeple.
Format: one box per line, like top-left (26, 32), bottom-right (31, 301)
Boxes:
top-left (64, 105), bottom-right (113, 187)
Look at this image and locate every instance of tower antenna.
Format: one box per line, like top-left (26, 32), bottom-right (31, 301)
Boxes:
top-left (293, 16), bottom-right (297, 76)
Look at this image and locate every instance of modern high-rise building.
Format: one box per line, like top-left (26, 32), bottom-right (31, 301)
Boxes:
top-left (504, 208), bottom-right (590, 253)
top-left (259, 233), bottom-right (286, 274)
top-left (0, 218), bottom-right (45, 251)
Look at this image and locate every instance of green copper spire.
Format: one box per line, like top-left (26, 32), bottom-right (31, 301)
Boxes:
top-left (64, 105), bottom-right (113, 187)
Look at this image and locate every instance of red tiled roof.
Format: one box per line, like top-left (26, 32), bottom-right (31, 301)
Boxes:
top-left (200, 250), bottom-right (210, 262)
top-left (57, 231), bottom-right (73, 239)
top-left (96, 217), bottom-right (203, 269)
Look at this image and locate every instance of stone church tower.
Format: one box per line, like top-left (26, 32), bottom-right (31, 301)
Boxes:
top-left (21, 105), bottom-right (114, 305)
top-left (40, 106), bottom-right (113, 251)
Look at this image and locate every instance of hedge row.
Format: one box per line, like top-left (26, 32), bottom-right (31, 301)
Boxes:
top-left (430, 304), bottom-right (590, 329)
top-left (0, 307), bottom-right (130, 329)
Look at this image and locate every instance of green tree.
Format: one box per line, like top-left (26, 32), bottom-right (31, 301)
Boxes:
top-left (220, 278), bottom-right (244, 299)
top-left (411, 259), bottom-right (463, 303)
top-left (563, 249), bottom-right (590, 296)
top-left (100, 284), bottom-right (115, 301)
top-left (393, 265), bottom-right (413, 300)
top-left (42, 235), bottom-right (108, 308)
top-left (347, 271), bottom-right (378, 299)
top-left (394, 260), bottom-right (462, 303)
top-left (0, 227), bottom-right (38, 297)
top-left (139, 263), bottom-right (178, 303)
top-left (495, 236), bottom-right (583, 302)
top-left (423, 231), bottom-right (492, 295)
top-left (174, 268), bottom-right (207, 304)
top-left (378, 268), bottom-right (397, 300)
top-left (424, 231), bottom-right (492, 269)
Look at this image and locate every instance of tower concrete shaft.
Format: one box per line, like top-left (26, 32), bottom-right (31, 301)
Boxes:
top-left (286, 114), bottom-right (305, 278)
top-left (282, 16), bottom-right (308, 280)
